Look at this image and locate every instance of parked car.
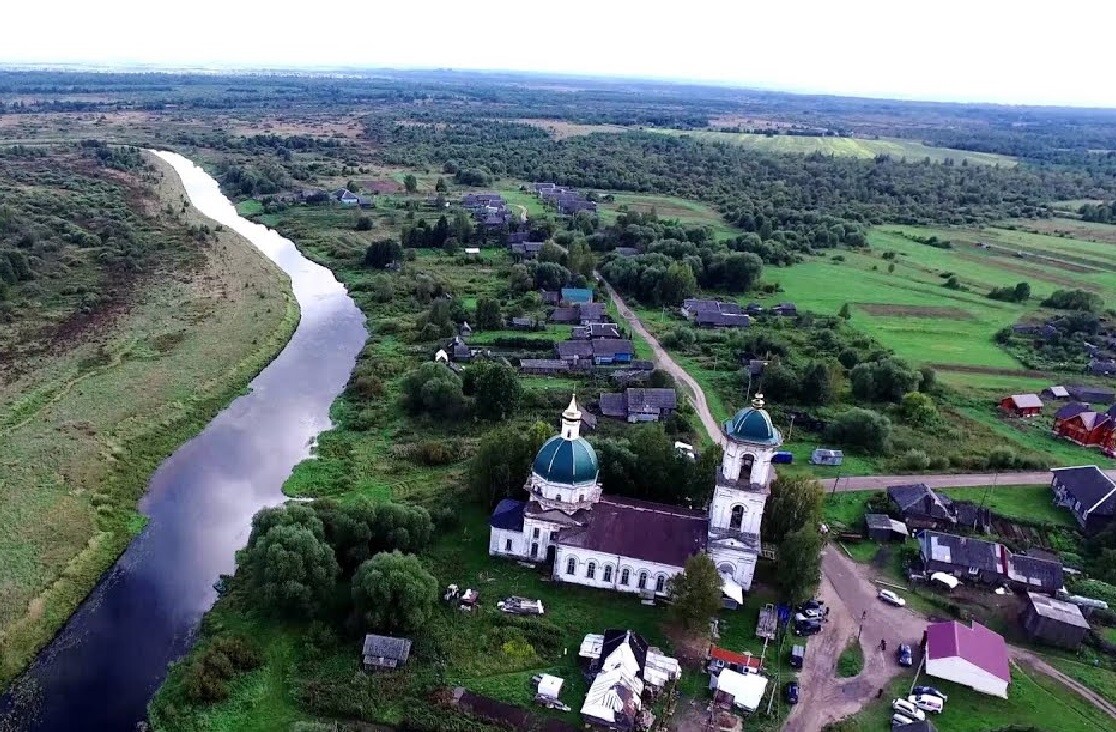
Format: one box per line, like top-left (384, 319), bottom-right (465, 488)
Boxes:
top-left (913, 685), bottom-right (948, 702)
top-left (794, 620), bottom-right (822, 637)
top-left (908, 694), bottom-right (944, 714)
top-left (877, 588), bottom-right (906, 607)
top-left (890, 713), bottom-right (916, 727)
top-left (790, 645), bottom-right (805, 669)
top-left (772, 451), bottom-right (794, 465)
top-left (785, 682), bottom-right (799, 704)
top-left (896, 643), bottom-right (914, 667)
top-left (891, 698), bottom-right (925, 721)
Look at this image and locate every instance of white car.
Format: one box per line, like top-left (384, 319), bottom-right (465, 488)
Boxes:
top-left (878, 588), bottom-right (907, 607)
top-left (891, 713), bottom-right (916, 726)
top-left (891, 698), bottom-right (926, 721)
top-left (908, 694), bottom-right (945, 714)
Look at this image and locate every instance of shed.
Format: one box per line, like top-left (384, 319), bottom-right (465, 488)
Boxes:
top-left (1043, 386), bottom-right (1070, 400)
top-left (709, 669), bottom-right (767, 712)
top-left (810, 448), bottom-right (843, 466)
top-left (1020, 592), bottom-right (1090, 650)
top-left (865, 513), bottom-right (908, 542)
top-left (362, 634), bottom-right (412, 670)
top-left (1067, 385), bottom-right (1116, 403)
top-left (1000, 393), bottom-right (1043, 417)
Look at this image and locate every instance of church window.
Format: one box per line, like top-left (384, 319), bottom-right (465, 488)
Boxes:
top-left (603, 565), bottom-right (613, 583)
top-left (620, 568), bottom-right (630, 585)
top-left (587, 561), bottom-right (596, 579)
top-left (655, 575), bottom-right (666, 593)
top-left (638, 572), bottom-right (648, 589)
top-left (742, 454), bottom-right (755, 474)
top-left (531, 543), bottom-right (538, 558)
top-left (505, 539), bottom-right (513, 551)
top-left (566, 557), bottom-right (576, 575)
top-left (532, 527), bottom-right (540, 539)
top-left (719, 563), bottom-right (735, 576)
top-left (730, 504), bottom-right (745, 530)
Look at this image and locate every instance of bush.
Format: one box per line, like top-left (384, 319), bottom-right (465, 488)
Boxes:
top-left (898, 449), bottom-right (931, 471)
top-left (987, 446), bottom-right (1017, 469)
top-left (181, 636), bottom-right (262, 704)
top-left (411, 441), bottom-right (458, 466)
top-left (826, 408), bottom-right (892, 454)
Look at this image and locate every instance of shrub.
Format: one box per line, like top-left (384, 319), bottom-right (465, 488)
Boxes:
top-left (898, 449), bottom-right (931, 471)
top-left (987, 446), bottom-right (1017, 469)
top-left (411, 440), bottom-right (457, 466)
top-left (826, 408), bottom-right (892, 454)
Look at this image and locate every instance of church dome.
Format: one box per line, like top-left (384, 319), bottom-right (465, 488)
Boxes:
top-left (723, 394), bottom-right (782, 445)
top-left (533, 435), bottom-right (599, 485)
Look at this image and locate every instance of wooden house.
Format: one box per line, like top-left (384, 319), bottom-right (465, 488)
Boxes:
top-left (1051, 465), bottom-right (1116, 534)
top-left (1019, 593), bottom-right (1090, 650)
top-left (1000, 393), bottom-right (1043, 417)
top-left (362, 634), bottom-right (412, 670)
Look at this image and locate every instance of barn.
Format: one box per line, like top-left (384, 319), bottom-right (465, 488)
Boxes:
top-left (1000, 393), bottom-right (1043, 417)
top-left (864, 513), bottom-right (908, 542)
top-left (1019, 593), bottom-right (1090, 650)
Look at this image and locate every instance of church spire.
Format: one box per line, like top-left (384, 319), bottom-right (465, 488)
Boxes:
top-left (561, 395), bottom-right (582, 440)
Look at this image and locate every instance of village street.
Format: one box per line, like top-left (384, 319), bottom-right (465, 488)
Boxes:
top-left (605, 287), bottom-right (1116, 728)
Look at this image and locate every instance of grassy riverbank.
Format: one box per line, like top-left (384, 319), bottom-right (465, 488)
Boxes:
top-left (0, 152), bottom-right (298, 686)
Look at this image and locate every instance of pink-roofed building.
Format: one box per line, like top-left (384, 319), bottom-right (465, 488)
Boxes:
top-left (924, 621), bottom-right (1010, 698)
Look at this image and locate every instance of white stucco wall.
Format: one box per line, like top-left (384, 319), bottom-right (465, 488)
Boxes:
top-left (489, 528), bottom-right (526, 558)
top-left (709, 487), bottom-right (767, 536)
top-left (722, 440), bottom-right (776, 486)
top-left (709, 546), bottom-right (758, 591)
top-left (926, 657), bottom-right (1008, 698)
top-left (553, 545), bottom-right (683, 594)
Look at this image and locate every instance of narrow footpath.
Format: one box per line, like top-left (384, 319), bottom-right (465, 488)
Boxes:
top-left (604, 285), bottom-right (1116, 728)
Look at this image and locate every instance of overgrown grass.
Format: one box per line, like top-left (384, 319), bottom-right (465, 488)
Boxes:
top-left (836, 638), bottom-right (864, 678)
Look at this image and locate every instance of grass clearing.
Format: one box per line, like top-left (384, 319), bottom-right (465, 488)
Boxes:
top-left (836, 638), bottom-right (864, 678)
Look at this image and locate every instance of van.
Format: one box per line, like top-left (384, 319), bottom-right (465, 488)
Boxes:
top-left (908, 694), bottom-right (944, 714)
top-left (790, 645), bottom-right (805, 669)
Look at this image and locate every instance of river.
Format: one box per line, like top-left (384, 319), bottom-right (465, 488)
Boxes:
top-left (0, 151), bottom-right (368, 731)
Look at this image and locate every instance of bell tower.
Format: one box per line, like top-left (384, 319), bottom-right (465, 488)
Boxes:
top-left (708, 394), bottom-right (782, 537)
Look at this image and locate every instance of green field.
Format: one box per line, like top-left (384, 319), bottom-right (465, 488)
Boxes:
top-left (647, 129), bottom-right (1016, 166)
top-left (598, 192), bottom-right (739, 240)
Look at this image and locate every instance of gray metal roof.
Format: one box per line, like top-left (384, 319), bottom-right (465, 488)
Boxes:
top-left (1026, 593), bottom-right (1090, 629)
top-left (362, 634), bottom-right (412, 662)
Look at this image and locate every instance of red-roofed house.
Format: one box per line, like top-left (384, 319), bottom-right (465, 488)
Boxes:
top-left (707, 645), bottom-right (763, 676)
top-left (924, 621), bottom-right (1010, 698)
top-left (1054, 409), bottom-right (1114, 448)
top-left (999, 393), bottom-right (1043, 417)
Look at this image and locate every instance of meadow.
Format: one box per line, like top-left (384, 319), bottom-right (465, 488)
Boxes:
top-left (646, 128), bottom-right (1017, 166)
top-left (0, 154), bottom-right (297, 685)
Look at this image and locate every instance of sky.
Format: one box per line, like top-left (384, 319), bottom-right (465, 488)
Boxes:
top-left (5, 0), bottom-right (1115, 108)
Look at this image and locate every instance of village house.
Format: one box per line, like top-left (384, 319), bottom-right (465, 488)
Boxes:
top-left (550, 302), bottom-right (607, 325)
top-left (488, 395), bottom-right (782, 594)
top-left (361, 634), bottom-right (412, 671)
top-left (706, 645), bottom-right (763, 676)
top-left (591, 338), bottom-right (636, 365)
top-left (696, 311), bottom-right (751, 329)
top-left (770, 303), bottom-right (798, 317)
top-left (509, 316), bottom-right (542, 331)
top-left (1091, 359), bottom-right (1116, 376)
top-left (578, 630), bottom-right (680, 731)
top-left (709, 669), bottom-right (768, 713)
top-left (924, 621), bottom-right (1010, 698)
top-left (681, 298), bottom-right (742, 319)
top-left (556, 339), bottom-right (594, 362)
top-left (1053, 404), bottom-right (1115, 451)
top-left (519, 358), bottom-right (571, 376)
top-left (1051, 465), bottom-right (1116, 534)
top-left (887, 484), bottom-right (956, 529)
top-left (1019, 592), bottom-right (1090, 650)
top-left (1067, 385), bottom-right (1116, 403)
top-left (510, 241), bottom-right (544, 260)
top-left (1000, 393), bottom-right (1043, 417)
top-left (1043, 386), bottom-right (1071, 400)
top-left (919, 531), bottom-right (1064, 594)
top-left (598, 388), bottom-right (678, 423)
top-left (573, 322), bottom-right (623, 340)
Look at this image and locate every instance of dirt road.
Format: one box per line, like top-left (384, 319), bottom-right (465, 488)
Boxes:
top-left (822, 471), bottom-right (1115, 492)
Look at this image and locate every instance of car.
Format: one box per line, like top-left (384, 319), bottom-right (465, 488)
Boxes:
top-left (794, 610), bottom-right (822, 623)
top-left (794, 621), bottom-right (822, 637)
top-left (908, 694), bottom-right (944, 714)
top-left (891, 698), bottom-right (925, 722)
top-left (799, 599), bottom-right (825, 612)
top-left (913, 685), bottom-right (948, 702)
top-left (896, 643), bottom-right (914, 667)
top-left (890, 713), bottom-right (916, 726)
top-left (877, 588), bottom-right (907, 607)
top-left (790, 645), bottom-right (806, 669)
top-left (785, 682), bottom-right (799, 704)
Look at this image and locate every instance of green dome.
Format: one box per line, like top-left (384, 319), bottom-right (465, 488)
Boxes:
top-left (533, 435), bottom-right (599, 485)
top-left (723, 404), bottom-right (781, 445)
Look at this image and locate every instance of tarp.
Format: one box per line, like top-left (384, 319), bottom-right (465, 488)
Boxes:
top-left (536, 674), bottom-right (563, 700)
top-left (712, 669), bottom-right (768, 712)
top-left (930, 572), bottom-right (960, 589)
top-left (721, 575), bottom-right (744, 605)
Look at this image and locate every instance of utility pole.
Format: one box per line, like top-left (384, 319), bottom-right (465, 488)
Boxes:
top-left (832, 470), bottom-right (841, 494)
top-left (786, 413), bottom-right (796, 442)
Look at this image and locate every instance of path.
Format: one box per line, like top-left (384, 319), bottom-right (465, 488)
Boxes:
top-left (1010, 649), bottom-right (1116, 721)
top-left (606, 284), bottom-right (723, 445)
top-left (821, 471), bottom-right (1116, 492)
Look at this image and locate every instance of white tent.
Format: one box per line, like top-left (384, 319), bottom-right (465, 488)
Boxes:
top-left (930, 572), bottom-right (960, 589)
top-left (711, 669), bottom-right (768, 711)
top-left (721, 574), bottom-right (744, 605)
top-left (536, 674), bottom-right (563, 700)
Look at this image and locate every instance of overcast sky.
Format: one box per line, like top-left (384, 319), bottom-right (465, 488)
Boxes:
top-left (5, 0), bottom-right (1114, 108)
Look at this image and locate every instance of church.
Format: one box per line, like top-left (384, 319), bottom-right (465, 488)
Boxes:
top-left (488, 393), bottom-right (782, 595)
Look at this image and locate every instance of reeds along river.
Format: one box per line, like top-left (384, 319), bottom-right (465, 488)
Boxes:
top-left (0, 151), bottom-right (367, 731)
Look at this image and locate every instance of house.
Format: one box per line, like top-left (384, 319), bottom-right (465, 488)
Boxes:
top-left (561, 287), bottom-right (594, 305)
top-left (1090, 359), bottom-right (1116, 377)
top-left (510, 316), bottom-right (542, 331)
top-left (888, 484), bottom-right (955, 529)
top-left (709, 669), bottom-right (768, 712)
top-left (919, 531), bottom-right (1064, 593)
top-left (770, 303), bottom-right (798, 316)
top-left (361, 634), bottom-right (412, 671)
top-left (1053, 408), bottom-right (1113, 448)
top-left (520, 359), bottom-right (571, 376)
top-left (1051, 466), bottom-right (1116, 534)
top-left (450, 337), bottom-right (472, 362)
top-left (1053, 401), bottom-right (1091, 430)
top-left (550, 302), bottom-right (605, 325)
top-left (613, 247), bottom-right (640, 256)
top-left (459, 321), bottom-right (473, 337)
top-left (334, 188), bottom-right (359, 205)
top-left (924, 621), bottom-right (1010, 698)
top-left (744, 303), bottom-right (764, 316)
top-left (681, 299), bottom-right (742, 320)
top-left (574, 323), bottom-right (622, 340)
top-left (696, 311), bottom-right (751, 329)
top-left (591, 339), bottom-right (635, 365)
top-left (1000, 393), bottom-right (1043, 417)
top-left (1067, 385), bottom-right (1116, 403)
top-left (598, 388), bottom-right (678, 423)
top-left (810, 448), bottom-right (843, 466)
top-left (579, 630), bottom-right (681, 730)
top-left (1043, 386), bottom-right (1071, 400)
top-left (706, 645), bottom-right (763, 676)
top-left (540, 290), bottom-right (561, 306)
top-left (1020, 592), bottom-right (1090, 650)
top-left (864, 513), bottom-right (908, 542)
top-left (556, 339), bottom-right (595, 362)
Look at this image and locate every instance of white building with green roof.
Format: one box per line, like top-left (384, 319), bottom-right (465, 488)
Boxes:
top-left (488, 395), bottom-right (780, 594)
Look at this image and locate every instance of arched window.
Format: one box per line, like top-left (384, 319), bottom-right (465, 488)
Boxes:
top-left (603, 565), bottom-right (613, 583)
top-left (620, 568), bottom-right (630, 586)
top-left (587, 561), bottom-right (597, 580)
top-left (638, 572), bottom-right (648, 590)
top-left (719, 563), bottom-right (735, 577)
top-left (531, 543), bottom-right (538, 558)
top-left (566, 557), bottom-right (576, 575)
top-left (730, 504), bottom-right (745, 530)
top-left (741, 454), bottom-right (755, 475)
top-left (655, 575), bottom-right (666, 593)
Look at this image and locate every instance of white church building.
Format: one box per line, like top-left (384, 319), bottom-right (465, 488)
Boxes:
top-left (488, 394), bottom-right (782, 595)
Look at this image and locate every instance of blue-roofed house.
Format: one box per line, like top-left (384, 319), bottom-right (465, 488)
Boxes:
top-left (489, 498), bottom-right (527, 557)
top-left (561, 287), bottom-right (593, 305)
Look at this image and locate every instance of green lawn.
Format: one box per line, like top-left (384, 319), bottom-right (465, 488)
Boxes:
top-left (646, 128), bottom-right (1016, 166)
top-left (825, 485), bottom-right (1075, 530)
top-left (598, 192), bottom-right (738, 240)
top-left (836, 638), bottom-right (864, 678)
top-left (235, 198), bottom-right (264, 215)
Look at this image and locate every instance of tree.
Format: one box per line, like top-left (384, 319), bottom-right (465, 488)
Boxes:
top-left (763, 475), bottom-right (824, 543)
top-left (826, 408), bottom-right (892, 454)
top-left (474, 297), bottom-right (502, 331)
top-left (838, 303), bottom-right (851, 320)
top-left (468, 361), bottom-right (523, 420)
top-left (469, 422), bottom-right (551, 508)
top-left (434, 177), bottom-right (447, 193)
top-left (776, 525), bottom-right (823, 604)
top-left (850, 358), bottom-right (920, 403)
top-left (401, 362), bottom-right (466, 418)
top-left (313, 499), bottom-right (434, 575)
top-left (403, 174), bottom-right (418, 193)
top-left (237, 523), bottom-right (339, 618)
top-left (668, 554), bottom-right (723, 633)
top-left (899, 391), bottom-right (937, 426)
top-left (800, 360), bottom-right (839, 406)
top-left (351, 551), bottom-right (438, 633)
top-left (364, 239), bottom-right (402, 268)
top-left (657, 261), bottom-right (697, 305)
top-left (1041, 288), bottom-right (1103, 312)
top-left (567, 240), bottom-right (596, 280)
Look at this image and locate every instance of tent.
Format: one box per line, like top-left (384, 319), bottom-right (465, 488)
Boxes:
top-left (710, 669), bottom-right (768, 712)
